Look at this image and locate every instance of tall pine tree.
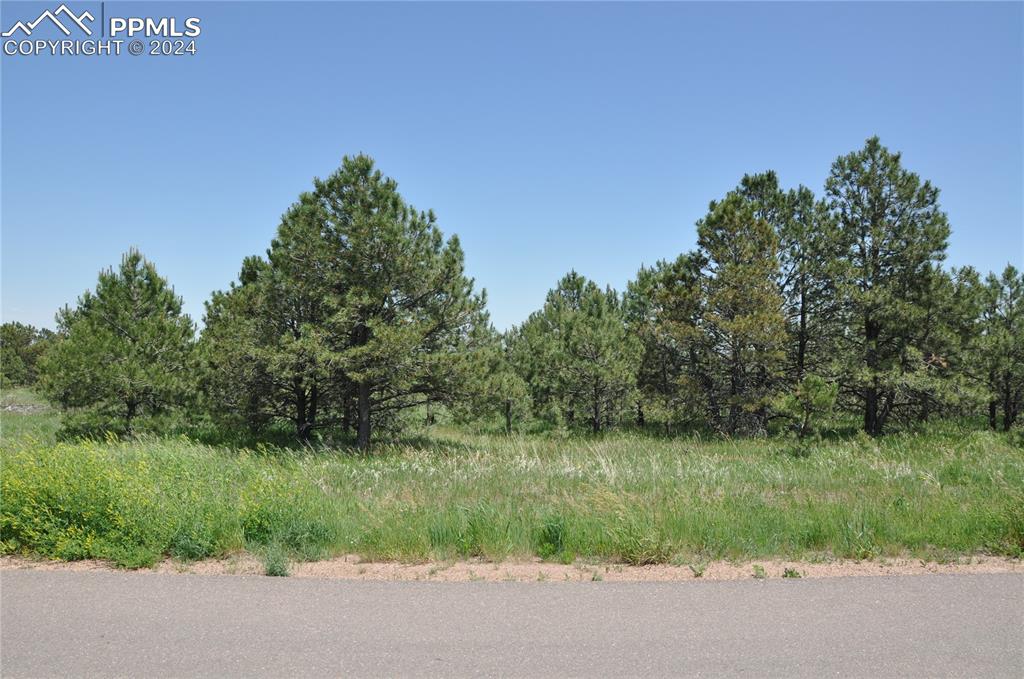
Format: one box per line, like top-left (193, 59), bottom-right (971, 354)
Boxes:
top-left (314, 156), bottom-right (487, 447)
top-left (696, 193), bottom-right (787, 436)
top-left (203, 155), bottom-right (486, 447)
top-left (826, 137), bottom-right (951, 435)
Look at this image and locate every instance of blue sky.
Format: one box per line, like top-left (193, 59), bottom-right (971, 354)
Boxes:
top-left (2, 1), bottom-right (1022, 331)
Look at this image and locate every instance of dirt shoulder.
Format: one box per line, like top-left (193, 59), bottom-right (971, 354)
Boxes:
top-left (2, 554), bottom-right (1020, 582)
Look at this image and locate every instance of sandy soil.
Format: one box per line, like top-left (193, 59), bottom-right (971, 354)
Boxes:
top-left (2, 554), bottom-right (1020, 582)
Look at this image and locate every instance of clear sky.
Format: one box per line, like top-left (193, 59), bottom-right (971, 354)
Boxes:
top-left (2, 1), bottom-right (1022, 331)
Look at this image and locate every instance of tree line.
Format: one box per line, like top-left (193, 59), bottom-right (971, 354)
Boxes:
top-left (4, 138), bottom-right (1021, 446)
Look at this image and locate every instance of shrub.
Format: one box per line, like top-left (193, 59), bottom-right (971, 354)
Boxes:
top-left (774, 374), bottom-right (838, 442)
top-left (0, 440), bottom-right (338, 567)
top-left (262, 543), bottom-right (290, 577)
top-left (535, 516), bottom-right (566, 560)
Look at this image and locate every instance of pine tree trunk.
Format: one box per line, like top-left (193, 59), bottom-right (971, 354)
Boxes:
top-left (864, 317), bottom-right (881, 436)
top-left (1003, 383), bottom-right (1014, 432)
top-left (357, 381), bottom-right (371, 449)
top-left (125, 399), bottom-right (136, 436)
top-left (636, 400), bottom-right (645, 427)
top-left (299, 385), bottom-right (318, 443)
top-left (797, 285), bottom-right (808, 381)
top-left (864, 385), bottom-right (879, 436)
top-left (295, 387), bottom-right (309, 441)
top-left (309, 385), bottom-right (318, 431)
top-left (989, 399), bottom-right (998, 430)
top-left (689, 347), bottom-right (720, 432)
top-left (1011, 387), bottom-right (1022, 430)
top-left (504, 399), bottom-right (512, 435)
top-left (728, 349), bottom-right (739, 435)
top-left (755, 363), bottom-right (769, 435)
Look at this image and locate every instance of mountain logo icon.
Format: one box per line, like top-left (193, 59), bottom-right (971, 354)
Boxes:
top-left (2, 4), bottom-right (95, 37)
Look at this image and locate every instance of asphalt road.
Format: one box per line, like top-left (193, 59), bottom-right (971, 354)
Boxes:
top-left (1, 571), bottom-right (1021, 678)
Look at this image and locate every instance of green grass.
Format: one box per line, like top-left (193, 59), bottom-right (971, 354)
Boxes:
top-left (2, 390), bottom-right (1022, 568)
top-left (262, 543), bottom-right (290, 577)
top-left (1, 387), bottom-right (60, 443)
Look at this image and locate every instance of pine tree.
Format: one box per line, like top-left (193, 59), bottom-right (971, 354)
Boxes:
top-left (200, 194), bottom-right (338, 441)
top-left (826, 137), bottom-right (951, 436)
top-left (313, 155), bottom-right (487, 447)
top-left (979, 265), bottom-right (1024, 431)
top-left (777, 186), bottom-right (845, 382)
top-left (736, 172), bottom-right (844, 383)
top-left (624, 260), bottom-right (700, 431)
top-left (507, 309), bottom-right (561, 423)
top-left (515, 272), bottom-right (640, 432)
top-left (202, 156), bottom-right (486, 447)
top-left (625, 263), bottom-right (669, 427)
top-left (457, 327), bottom-right (531, 434)
top-left (902, 265), bottom-right (984, 423)
top-left (0, 322), bottom-right (53, 387)
top-left (773, 374), bottom-right (838, 442)
top-left (38, 250), bottom-right (195, 436)
top-left (649, 252), bottom-right (717, 432)
top-left (696, 193), bottom-right (787, 436)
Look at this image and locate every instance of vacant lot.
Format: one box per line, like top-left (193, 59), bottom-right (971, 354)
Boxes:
top-left (1, 390), bottom-right (1022, 571)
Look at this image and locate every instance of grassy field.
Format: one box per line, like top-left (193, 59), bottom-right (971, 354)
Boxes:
top-left (1, 389), bottom-right (1022, 570)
